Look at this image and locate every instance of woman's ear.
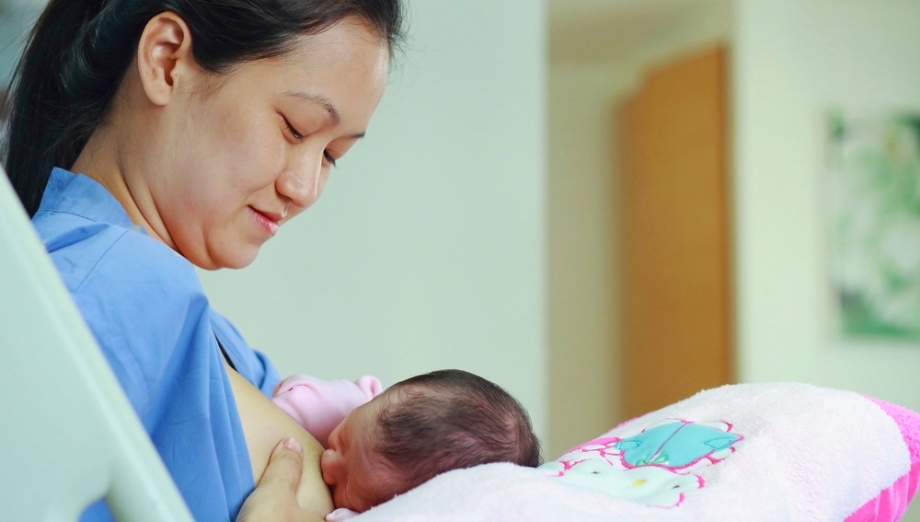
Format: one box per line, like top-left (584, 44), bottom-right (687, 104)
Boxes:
top-left (136, 12), bottom-right (195, 106)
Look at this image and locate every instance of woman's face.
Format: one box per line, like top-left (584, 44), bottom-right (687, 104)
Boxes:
top-left (137, 18), bottom-right (389, 269)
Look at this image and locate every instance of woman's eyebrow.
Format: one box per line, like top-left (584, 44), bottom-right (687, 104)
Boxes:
top-left (283, 91), bottom-right (367, 140)
top-left (284, 91), bottom-right (340, 125)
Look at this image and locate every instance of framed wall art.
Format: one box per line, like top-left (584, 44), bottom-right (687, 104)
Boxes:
top-left (825, 108), bottom-right (920, 341)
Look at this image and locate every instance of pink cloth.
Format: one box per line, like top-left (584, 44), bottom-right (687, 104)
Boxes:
top-left (271, 374), bottom-right (383, 448)
top-left (844, 397), bottom-right (920, 522)
top-left (325, 507), bottom-right (360, 521)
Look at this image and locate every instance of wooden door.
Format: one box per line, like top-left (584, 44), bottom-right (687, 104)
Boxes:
top-left (617, 45), bottom-right (733, 420)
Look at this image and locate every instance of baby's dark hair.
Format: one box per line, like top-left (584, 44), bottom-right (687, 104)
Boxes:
top-left (374, 369), bottom-right (542, 492)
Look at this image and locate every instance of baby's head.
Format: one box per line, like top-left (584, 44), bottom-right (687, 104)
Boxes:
top-left (320, 369), bottom-right (541, 512)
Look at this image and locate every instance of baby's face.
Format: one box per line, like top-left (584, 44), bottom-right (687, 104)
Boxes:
top-left (320, 394), bottom-right (398, 512)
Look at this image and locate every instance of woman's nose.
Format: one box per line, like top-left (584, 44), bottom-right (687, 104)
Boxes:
top-left (276, 155), bottom-right (327, 209)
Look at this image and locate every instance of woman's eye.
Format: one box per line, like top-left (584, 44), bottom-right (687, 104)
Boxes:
top-left (284, 119), bottom-right (304, 141)
top-left (324, 150), bottom-right (337, 168)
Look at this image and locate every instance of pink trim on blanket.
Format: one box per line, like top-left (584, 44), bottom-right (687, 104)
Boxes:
top-left (845, 397), bottom-right (920, 522)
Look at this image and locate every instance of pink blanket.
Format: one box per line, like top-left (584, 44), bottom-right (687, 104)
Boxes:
top-left (349, 382), bottom-right (920, 521)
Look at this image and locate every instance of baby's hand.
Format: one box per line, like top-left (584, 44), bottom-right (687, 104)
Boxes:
top-left (272, 374), bottom-right (382, 448)
top-left (325, 507), bottom-right (361, 521)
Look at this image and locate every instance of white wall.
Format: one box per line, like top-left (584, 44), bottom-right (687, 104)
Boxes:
top-left (733, 5), bottom-right (920, 516)
top-left (547, 65), bottom-right (625, 456)
top-left (546, 0), bottom-right (731, 457)
top-left (732, 0), bottom-right (920, 409)
top-left (199, 0), bottom-right (549, 443)
top-left (0, 3), bottom-right (45, 85)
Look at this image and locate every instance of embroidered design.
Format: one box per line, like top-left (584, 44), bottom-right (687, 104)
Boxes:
top-left (540, 419), bottom-right (742, 507)
top-left (617, 420), bottom-right (741, 469)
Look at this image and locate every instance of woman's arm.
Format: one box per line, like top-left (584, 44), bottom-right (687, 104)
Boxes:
top-left (223, 360), bottom-right (334, 519)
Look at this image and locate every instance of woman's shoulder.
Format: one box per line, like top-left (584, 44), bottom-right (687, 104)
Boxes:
top-left (38, 212), bottom-right (210, 351)
top-left (36, 212), bottom-right (213, 405)
top-left (37, 209), bottom-right (201, 296)
top-left (33, 168), bottom-right (201, 294)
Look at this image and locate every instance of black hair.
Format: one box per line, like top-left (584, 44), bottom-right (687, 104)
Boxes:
top-left (374, 369), bottom-right (543, 496)
top-left (2, 0), bottom-right (405, 217)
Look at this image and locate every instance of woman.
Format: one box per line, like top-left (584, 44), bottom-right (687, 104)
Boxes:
top-left (3, 1), bottom-right (404, 520)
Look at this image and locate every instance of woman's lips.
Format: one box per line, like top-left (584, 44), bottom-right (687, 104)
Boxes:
top-left (249, 207), bottom-right (281, 236)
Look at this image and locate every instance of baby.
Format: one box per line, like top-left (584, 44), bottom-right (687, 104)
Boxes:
top-left (272, 369), bottom-right (542, 519)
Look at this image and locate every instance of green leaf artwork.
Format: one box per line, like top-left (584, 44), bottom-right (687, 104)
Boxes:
top-left (826, 109), bottom-right (920, 341)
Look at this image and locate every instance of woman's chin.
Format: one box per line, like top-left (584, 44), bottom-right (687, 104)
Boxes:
top-left (194, 246), bottom-right (261, 271)
top-left (221, 251), bottom-right (260, 270)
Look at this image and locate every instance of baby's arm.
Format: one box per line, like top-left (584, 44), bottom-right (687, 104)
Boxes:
top-left (272, 374), bottom-right (382, 447)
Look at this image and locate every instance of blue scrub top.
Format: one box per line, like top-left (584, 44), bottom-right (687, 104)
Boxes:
top-left (33, 168), bottom-right (281, 521)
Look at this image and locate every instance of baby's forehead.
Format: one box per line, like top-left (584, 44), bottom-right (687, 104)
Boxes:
top-left (376, 384), bottom-right (412, 406)
top-left (352, 387), bottom-right (402, 427)
top-left (354, 385), bottom-right (417, 430)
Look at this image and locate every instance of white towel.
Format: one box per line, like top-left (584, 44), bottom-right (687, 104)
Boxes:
top-left (348, 382), bottom-right (917, 522)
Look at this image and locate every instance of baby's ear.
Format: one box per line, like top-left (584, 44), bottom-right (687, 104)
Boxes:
top-left (135, 11), bottom-right (196, 106)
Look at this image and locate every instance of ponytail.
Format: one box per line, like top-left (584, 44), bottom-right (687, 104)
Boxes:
top-left (3, 0), bottom-right (145, 216)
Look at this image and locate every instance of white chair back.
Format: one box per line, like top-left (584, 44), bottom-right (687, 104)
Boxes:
top-left (0, 167), bottom-right (193, 521)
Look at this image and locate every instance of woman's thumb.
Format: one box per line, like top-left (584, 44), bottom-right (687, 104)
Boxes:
top-left (261, 438), bottom-right (305, 491)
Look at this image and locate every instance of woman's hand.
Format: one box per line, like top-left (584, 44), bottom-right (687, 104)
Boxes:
top-left (237, 438), bottom-right (326, 522)
top-left (222, 359), bottom-right (332, 518)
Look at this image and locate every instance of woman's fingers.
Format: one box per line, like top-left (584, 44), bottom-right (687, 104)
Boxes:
top-left (236, 438), bottom-right (311, 522)
top-left (263, 438), bottom-right (305, 492)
